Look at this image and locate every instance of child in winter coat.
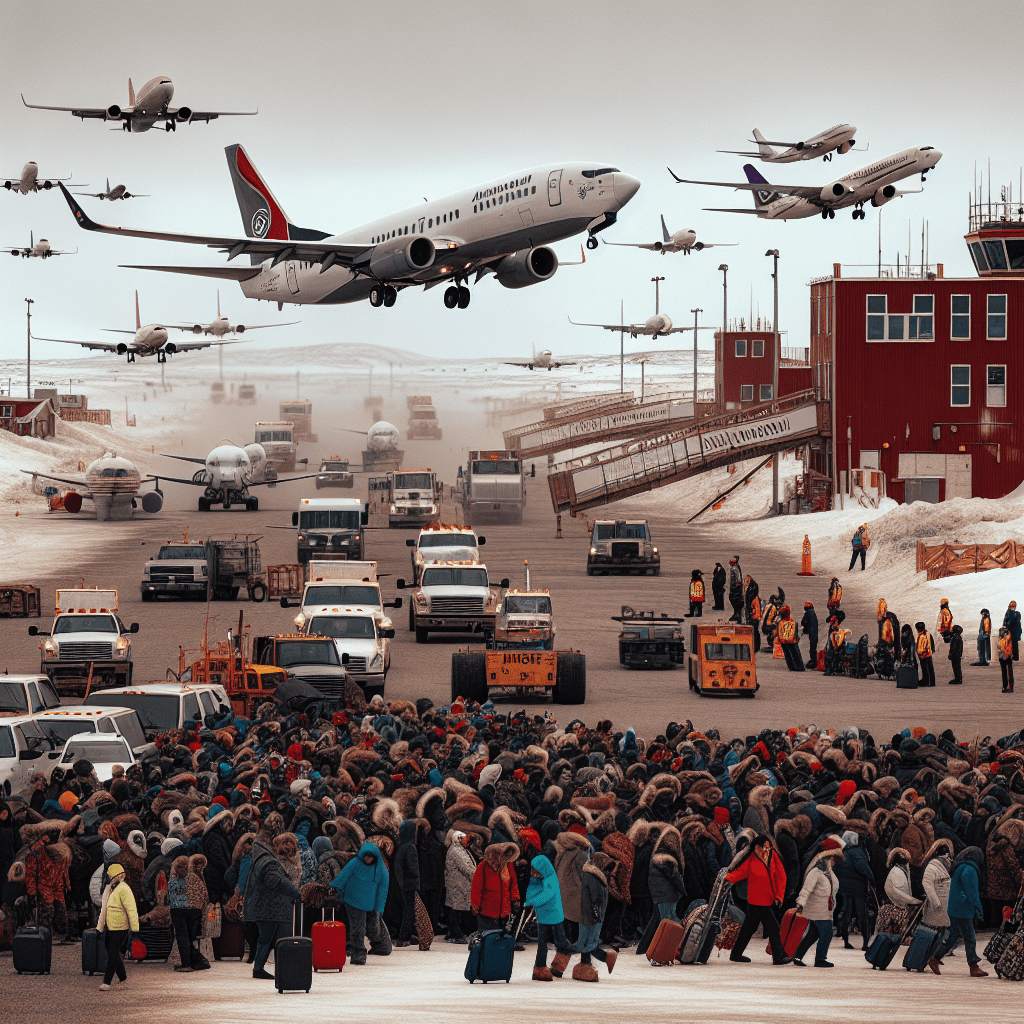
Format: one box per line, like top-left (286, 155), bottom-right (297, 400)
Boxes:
top-left (525, 855), bottom-right (572, 982)
top-left (329, 842), bottom-right (390, 966)
top-left (793, 837), bottom-right (843, 968)
top-left (573, 852), bottom-right (617, 982)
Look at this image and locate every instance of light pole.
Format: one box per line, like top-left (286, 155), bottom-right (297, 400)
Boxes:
top-left (690, 308), bottom-right (702, 406)
top-left (25, 298), bottom-right (34, 399)
top-left (718, 264), bottom-right (728, 332)
top-left (651, 276), bottom-right (664, 315)
top-left (765, 249), bottom-right (780, 512)
top-left (619, 299), bottom-right (625, 394)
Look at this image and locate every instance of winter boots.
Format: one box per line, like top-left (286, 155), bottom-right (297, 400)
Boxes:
top-left (970, 964), bottom-right (989, 978)
top-left (572, 963), bottom-right (600, 982)
top-left (605, 949), bottom-right (618, 974)
top-left (550, 951), bottom-right (571, 977)
top-left (532, 966), bottom-right (553, 981)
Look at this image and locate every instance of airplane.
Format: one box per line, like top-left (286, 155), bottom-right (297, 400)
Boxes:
top-left (171, 289), bottom-right (298, 337)
top-left (22, 76), bottom-right (256, 133)
top-left (338, 421), bottom-right (401, 451)
top-left (4, 161), bottom-right (80, 195)
top-left (5, 231), bottom-right (75, 258)
top-left (32, 290), bottom-right (247, 363)
top-left (155, 442), bottom-right (318, 511)
top-left (74, 177), bottom-right (148, 201)
top-left (603, 215), bottom-right (736, 255)
top-left (21, 451), bottom-right (162, 521)
top-left (669, 146), bottom-right (942, 220)
top-left (505, 345), bottom-right (576, 370)
top-left (56, 144), bottom-right (640, 311)
top-left (718, 125), bottom-right (864, 163)
top-left (568, 312), bottom-right (716, 340)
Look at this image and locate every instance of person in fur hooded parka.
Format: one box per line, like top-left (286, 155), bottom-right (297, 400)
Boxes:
top-left (984, 817), bottom-right (1024, 911)
top-left (444, 830), bottom-right (476, 942)
top-left (636, 826), bottom-right (686, 957)
top-left (273, 832), bottom-right (303, 887)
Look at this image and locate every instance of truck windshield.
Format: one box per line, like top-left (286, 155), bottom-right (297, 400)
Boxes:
top-left (54, 615), bottom-right (118, 634)
top-left (421, 568), bottom-right (488, 587)
top-left (704, 643), bottom-right (752, 662)
top-left (394, 473), bottom-right (433, 489)
top-left (320, 462), bottom-right (348, 472)
top-left (39, 720), bottom-right (99, 745)
top-left (472, 461), bottom-right (519, 475)
top-left (308, 616), bottom-right (376, 639)
top-left (61, 738), bottom-right (131, 764)
top-left (158, 546), bottom-right (206, 559)
top-left (0, 682), bottom-right (29, 712)
top-left (304, 585), bottom-right (380, 607)
top-left (84, 693), bottom-right (179, 731)
top-left (419, 534), bottom-right (475, 548)
top-left (504, 596), bottom-right (551, 615)
top-left (594, 523), bottom-right (649, 541)
top-left (300, 510), bottom-right (361, 530)
top-left (275, 642), bottom-right (341, 667)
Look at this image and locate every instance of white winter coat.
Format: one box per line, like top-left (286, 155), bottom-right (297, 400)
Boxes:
top-left (884, 864), bottom-right (921, 907)
top-left (921, 857), bottom-right (951, 927)
top-left (797, 863), bottom-right (839, 921)
top-left (444, 836), bottom-right (477, 912)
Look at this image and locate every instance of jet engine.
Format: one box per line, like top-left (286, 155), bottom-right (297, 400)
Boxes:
top-left (692, 241), bottom-right (705, 251)
top-left (495, 246), bottom-right (558, 289)
top-left (838, 140), bottom-right (854, 154)
top-left (41, 180), bottom-right (53, 190)
top-left (369, 237), bottom-right (435, 280)
top-left (176, 106), bottom-right (192, 122)
top-left (191, 325), bottom-right (203, 334)
top-left (164, 341), bottom-right (177, 354)
top-left (105, 105), bottom-right (122, 121)
top-left (235, 325), bottom-right (246, 333)
top-left (141, 490), bottom-right (164, 514)
top-left (116, 343), bottom-right (128, 354)
top-left (4, 182), bottom-right (12, 190)
top-left (871, 184), bottom-right (897, 208)
top-left (243, 443), bottom-right (267, 479)
top-left (820, 181), bottom-right (850, 202)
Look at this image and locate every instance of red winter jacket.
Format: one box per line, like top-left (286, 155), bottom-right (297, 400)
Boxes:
top-left (726, 848), bottom-right (786, 907)
top-left (470, 845), bottom-right (520, 918)
top-left (25, 841), bottom-right (71, 906)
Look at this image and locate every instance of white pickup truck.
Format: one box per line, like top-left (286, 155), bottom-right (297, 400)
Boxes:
top-left (300, 606), bottom-right (394, 700)
top-left (397, 562), bottom-right (508, 644)
top-left (406, 525), bottom-right (485, 584)
top-left (288, 561), bottom-right (402, 624)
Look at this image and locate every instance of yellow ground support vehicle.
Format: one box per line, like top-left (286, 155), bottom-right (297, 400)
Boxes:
top-left (687, 622), bottom-right (759, 697)
top-left (450, 648), bottom-right (585, 705)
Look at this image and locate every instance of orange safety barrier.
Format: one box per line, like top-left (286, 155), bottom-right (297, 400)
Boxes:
top-left (797, 534), bottom-right (815, 576)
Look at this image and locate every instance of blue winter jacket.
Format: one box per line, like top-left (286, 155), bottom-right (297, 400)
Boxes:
top-left (835, 845), bottom-right (874, 896)
top-left (525, 855), bottom-right (564, 925)
top-left (330, 842), bottom-right (389, 914)
top-left (946, 860), bottom-right (983, 920)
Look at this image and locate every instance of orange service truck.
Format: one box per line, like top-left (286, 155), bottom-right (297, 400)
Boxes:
top-left (687, 622), bottom-right (758, 697)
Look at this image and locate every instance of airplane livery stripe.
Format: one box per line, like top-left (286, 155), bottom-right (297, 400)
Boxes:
top-left (233, 147), bottom-right (288, 241)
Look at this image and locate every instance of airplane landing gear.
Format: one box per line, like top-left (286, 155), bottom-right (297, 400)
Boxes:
top-left (444, 286), bottom-right (459, 309)
top-left (586, 236), bottom-right (599, 250)
top-left (157, 351), bottom-right (166, 363)
top-left (821, 209), bottom-right (828, 220)
top-left (127, 352), bottom-right (136, 363)
top-left (198, 497), bottom-right (210, 512)
top-left (369, 284), bottom-right (385, 307)
top-left (383, 285), bottom-right (397, 307)
top-left (458, 286), bottom-right (470, 309)
top-left (164, 120), bottom-right (175, 132)
top-left (852, 205), bottom-right (865, 220)
top-left (246, 497), bottom-right (259, 511)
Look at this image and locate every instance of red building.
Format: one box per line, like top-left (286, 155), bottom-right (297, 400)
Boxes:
top-left (809, 198), bottom-right (1024, 502)
top-left (713, 327), bottom-right (814, 411)
top-left (0, 397), bottom-right (57, 439)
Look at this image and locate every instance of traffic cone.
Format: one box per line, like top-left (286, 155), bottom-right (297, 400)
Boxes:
top-left (773, 637), bottom-right (784, 658)
top-left (797, 534), bottom-right (815, 576)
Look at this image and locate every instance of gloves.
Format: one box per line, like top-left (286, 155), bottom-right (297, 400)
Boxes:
top-left (511, 901), bottom-right (521, 915)
top-left (795, 905), bottom-right (803, 915)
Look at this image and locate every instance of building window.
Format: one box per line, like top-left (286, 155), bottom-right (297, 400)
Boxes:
top-left (760, 384), bottom-right (774, 402)
top-left (950, 365), bottom-right (970, 407)
top-left (951, 295), bottom-right (970, 339)
top-left (983, 240), bottom-right (1008, 271)
top-left (531, 186), bottom-right (536, 194)
top-left (988, 294), bottom-right (1007, 339)
top-left (735, 339), bottom-right (747, 357)
top-left (751, 339), bottom-right (764, 358)
top-left (910, 295), bottom-right (934, 339)
top-left (987, 365), bottom-right (1006, 407)
top-left (740, 385), bottom-right (754, 402)
top-left (969, 241), bottom-right (989, 273)
top-left (867, 295), bottom-right (886, 339)
top-left (1008, 238), bottom-right (1024, 270)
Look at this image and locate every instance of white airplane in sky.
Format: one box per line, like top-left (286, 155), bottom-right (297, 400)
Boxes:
top-left (22, 76), bottom-right (256, 133)
top-left (569, 312), bottom-right (715, 340)
top-left (57, 144), bottom-right (640, 310)
top-left (5, 231), bottom-right (75, 258)
top-left (670, 146), bottom-right (942, 220)
top-left (718, 125), bottom-right (864, 163)
top-left (156, 442), bottom-right (317, 511)
top-left (171, 289), bottom-right (298, 337)
top-left (4, 161), bottom-right (80, 195)
top-left (33, 291), bottom-right (247, 363)
top-left (75, 177), bottom-right (148, 201)
top-left (603, 215), bottom-right (736, 255)
top-left (505, 346), bottom-right (576, 370)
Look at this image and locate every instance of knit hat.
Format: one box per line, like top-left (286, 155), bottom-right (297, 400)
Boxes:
top-left (478, 763), bottom-right (502, 789)
top-left (58, 791), bottom-right (78, 814)
top-left (102, 839), bottom-right (120, 860)
top-left (161, 837), bottom-right (184, 857)
top-left (714, 806), bottom-right (731, 826)
top-left (290, 779), bottom-right (312, 797)
top-left (107, 863), bottom-right (125, 878)
top-left (841, 830), bottom-right (859, 847)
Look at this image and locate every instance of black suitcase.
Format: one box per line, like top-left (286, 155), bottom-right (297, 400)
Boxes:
top-left (13, 923), bottom-right (52, 975)
top-left (82, 927), bottom-right (108, 976)
top-left (902, 924), bottom-right (943, 971)
top-left (276, 906), bottom-right (313, 994)
top-left (693, 868), bottom-right (731, 964)
top-left (865, 931), bottom-right (901, 970)
top-left (132, 923), bottom-right (175, 962)
top-left (896, 665), bottom-right (918, 689)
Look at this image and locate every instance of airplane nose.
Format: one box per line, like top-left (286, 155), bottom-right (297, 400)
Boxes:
top-left (614, 173), bottom-right (641, 207)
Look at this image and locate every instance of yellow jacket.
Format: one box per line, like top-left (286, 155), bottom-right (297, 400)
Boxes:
top-left (99, 877), bottom-right (139, 933)
top-left (917, 632), bottom-right (933, 658)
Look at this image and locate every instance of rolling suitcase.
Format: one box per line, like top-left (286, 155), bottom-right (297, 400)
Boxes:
top-left (276, 906), bottom-right (313, 994)
top-left (212, 919), bottom-right (247, 961)
top-left (994, 929), bottom-right (1024, 981)
top-left (312, 908), bottom-right (346, 972)
top-left (13, 922), bottom-right (52, 975)
top-left (646, 917), bottom-right (685, 966)
top-left (896, 664), bottom-right (918, 689)
top-left (693, 868), bottom-right (733, 964)
top-left (768, 908), bottom-right (809, 957)
top-left (82, 926), bottom-right (108, 975)
top-left (132, 923), bottom-right (174, 962)
top-left (465, 928), bottom-right (516, 983)
top-left (866, 905), bottom-right (920, 970)
top-left (985, 890), bottom-right (1024, 965)
top-left (902, 923), bottom-right (944, 971)
top-left (677, 903), bottom-right (707, 964)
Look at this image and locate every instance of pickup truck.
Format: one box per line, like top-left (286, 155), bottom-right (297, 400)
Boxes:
top-left (406, 525), bottom-right (485, 584)
top-left (300, 606), bottom-right (394, 700)
top-left (0, 674), bottom-right (62, 716)
top-left (253, 634), bottom-right (350, 698)
top-left (493, 590), bottom-right (555, 650)
top-left (289, 562), bottom-right (402, 625)
top-left (85, 683), bottom-right (231, 737)
top-left (397, 562), bottom-right (508, 644)
top-left (587, 519), bottom-right (660, 576)
top-left (140, 541), bottom-right (209, 601)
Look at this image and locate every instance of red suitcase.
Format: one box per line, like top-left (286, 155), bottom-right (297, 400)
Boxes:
top-left (312, 909), bottom-right (346, 973)
top-left (766, 908), bottom-right (808, 957)
top-left (646, 918), bottom-right (685, 966)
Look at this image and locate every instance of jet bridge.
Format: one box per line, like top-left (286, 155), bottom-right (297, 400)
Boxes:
top-left (547, 391), bottom-right (828, 513)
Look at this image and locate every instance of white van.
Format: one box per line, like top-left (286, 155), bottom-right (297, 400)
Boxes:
top-left (84, 683), bottom-right (230, 737)
top-left (0, 713), bottom-right (61, 798)
top-left (33, 707), bottom-right (158, 763)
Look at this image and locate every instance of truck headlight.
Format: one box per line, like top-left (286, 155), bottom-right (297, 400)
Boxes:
top-left (368, 653), bottom-right (383, 670)
top-left (652, 547), bottom-right (659, 554)
top-left (43, 640), bottom-right (57, 659)
top-left (115, 636), bottom-right (130, 658)
top-left (294, 613), bottom-right (306, 628)
top-left (590, 547), bottom-right (597, 556)
top-left (429, 505), bottom-right (438, 513)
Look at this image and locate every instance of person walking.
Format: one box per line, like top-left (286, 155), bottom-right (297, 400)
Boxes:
top-left (972, 608), bottom-right (992, 666)
top-left (245, 830), bottom-right (302, 980)
top-left (168, 854), bottom-right (206, 973)
top-left (1004, 601), bottom-right (1021, 661)
top-left (393, 820), bottom-right (420, 947)
top-left (329, 842), bottom-right (391, 966)
top-left (947, 624), bottom-right (964, 685)
top-left (96, 862), bottom-right (138, 991)
top-left (777, 606), bottom-right (804, 672)
top-left (835, 831), bottom-right (873, 950)
top-left (800, 602), bottom-right (819, 669)
top-left (687, 570), bottom-right (705, 618)
top-left (637, 827), bottom-right (686, 956)
top-left (916, 622), bottom-right (936, 687)
top-left (848, 525), bottom-right (869, 571)
top-left (792, 837), bottom-right (844, 968)
top-left (443, 830), bottom-right (475, 943)
top-left (711, 563), bottom-right (727, 611)
top-left (827, 578), bottom-right (842, 616)
top-left (470, 841), bottom-right (520, 934)
top-left (526, 855), bottom-right (573, 982)
top-left (746, 577), bottom-right (762, 653)
top-left (728, 557), bottom-right (744, 622)
top-left (921, 841), bottom-right (953, 975)
top-left (573, 851), bottom-right (617, 981)
top-left (725, 835), bottom-right (792, 966)
top-left (998, 627), bottom-right (1015, 693)
top-left (931, 847), bottom-right (988, 978)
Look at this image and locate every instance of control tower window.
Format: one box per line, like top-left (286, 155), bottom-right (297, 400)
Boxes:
top-left (1006, 239), bottom-right (1024, 271)
top-left (866, 295), bottom-right (886, 340)
top-left (969, 242), bottom-right (990, 273)
top-left (735, 339), bottom-right (747, 357)
top-left (987, 295), bottom-right (1007, 340)
top-left (983, 240), bottom-right (1008, 271)
top-left (951, 295), bottom-right (970, 340)
top-left (910, 295), bottom-right (933, 340)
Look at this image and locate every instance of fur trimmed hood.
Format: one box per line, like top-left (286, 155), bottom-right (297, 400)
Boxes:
top-left (329, 817), bottom-right (365, 853)
top-left (748, 785), bottom-right (774, 809)
top-left (232, 833), bottom-right (256, 865)
top-left (170, 855), bottom-right (189, 880)
top-left (370, 797), bottom-right (402, 835)
top-left (204, 808), bottom-right (233, 835)
top-left (552, 830), bottom-right (592, 856)
top-left (415, 787), bottom-right (445, 821)
top-left (482, 841), bottom-right (519, 872)
top-left (582, 859), bottom-right (608, 887)
top-left (652, 825), bottom-right (683, 865)
top-left (446, 793), bottom-right (484, 821)
top-left (924, 838), bottom-right (954, 861)
top-left (887, 846), bottom-right (911, 868)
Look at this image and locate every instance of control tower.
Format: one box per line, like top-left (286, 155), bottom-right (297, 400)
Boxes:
top-left (965, 186), bottom-right (1024, 276)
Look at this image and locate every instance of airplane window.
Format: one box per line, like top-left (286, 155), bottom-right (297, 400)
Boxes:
top-left (443, 214), bottom-right (447, 223)
top-left (429, 218), bottom-right (432, 228)
top-left (455, 210), bottom-right (459, 219)
top-left (499, 195), bottom-right (503, 205)
top-left (531, 186), bottom-right (536, 194)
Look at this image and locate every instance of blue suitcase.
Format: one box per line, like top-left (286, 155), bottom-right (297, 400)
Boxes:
top-left (865, 932), bottom-right (902, 970)
top-left (465, 929), bottom-right (516, 983)
top-left (903, 924), bottom-right (943, 971)
top-left (82, 927), bottom-right (108, 975)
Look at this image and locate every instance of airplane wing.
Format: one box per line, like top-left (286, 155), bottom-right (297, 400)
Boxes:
top-left (504, 362), bottom-right (534, 367)
top-left (32, 335), bottom-right (122, 352)
top-left (552, 362), bottom-right (577, 367)
top-left (21, 95), bottom-right (120, 119)
top-left (715, 151), bottom-right (763, 158)
top-left (166, 321), bottom-right (299, 332)
top-left (667, 168), bottom-right (822, 198)
top-left (247, 472), bottom-right (321, 488)
top-left (602, 241), bottom-right (662, 250)
top-left (45, 249), bottom-right (76, 256)
top-left (20, 469), bottom-right (89, 489)
top-left (160, 455), bottom-right (208, 465)
top-left (171, 338), bottom-right (248, 352)
top-left (121, 264), bottom-right (262, 281)
top-left (150, 473), bottom-right (207, 487)
top-left (568, 316), bottom-right (640, 332)
top-left (703, 208), bottom-right (763, 215)
top-left (695, 242), bottom-right (738, 248)
top-left (166, 108), bottom-right (257, 123)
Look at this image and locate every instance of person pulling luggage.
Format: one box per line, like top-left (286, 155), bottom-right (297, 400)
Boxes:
top-left (725, 835), bottom-right (792, 966)
top-left (792, 837), bottom-right (844, 968)
top-left (329, 842), bottom-right (390, 966)
top-left (930, 848), bottom-right (988, 978)
top-left (525, 856), bottom-right (573, 981)
top-left (96, 863), bottom-right (138, 992)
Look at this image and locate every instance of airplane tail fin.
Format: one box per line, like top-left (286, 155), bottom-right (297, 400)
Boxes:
top-left (224, 144), bottom-right (330, 249)
top-left (217, 289), bottom-right (221, 318)
top-left (660, 214), bottom-right (671, 243)
top-left (128, 78), bottom-right (135, 107)
top-left (106, 177), bottom-right (110, 193)
top-left (751, 129), bottom-right (775, 160)
top-left (743, 163), bottom-right (780, 209)
top-left (135, 290), bottom-right (141, 330)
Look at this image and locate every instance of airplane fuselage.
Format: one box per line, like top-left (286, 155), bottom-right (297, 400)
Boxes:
top-left (634, 314), bottom-right (673, 337)
top-left (103, 184), bottom-right (128, 200)
top-left (16, 162), bottom-right (39, 194)
top-left (237, 164), bottom-right (639, 306)
top-left (128, 77), bottom-right (174, 132)
top-left (769, 124), bottom-right (856, 163)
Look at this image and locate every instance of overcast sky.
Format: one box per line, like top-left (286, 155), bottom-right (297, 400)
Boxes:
top-left (1, 0), bottom-right (1021, 369)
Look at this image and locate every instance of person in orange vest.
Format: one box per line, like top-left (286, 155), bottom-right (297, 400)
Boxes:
top-left (848, 525), bottom-right (869, 571)
top-left (916, 621), bottom-right (936, 687)
top-left (826, 618), bottom-right (850, 676)
top-left (936, 599), bottom-right (953, 643)
top-left (745, 576), bottom-right (762, 654)
top-left (971, 608), bottom-right (992, 666)
top-left (686, 570), bottom-right (705, 618)
top-left (761, 597), bottom-right (780, 650)
top-left (998, 626), bottom-right (1015, 693)
top-left (876, 598), bottom-right (888, 644)
top-left (777, 606), bottom-right (804, 672)
top-left (827, 578), bottom-right (842, 616)
top-left (879, 612), bottom-right (895, 648)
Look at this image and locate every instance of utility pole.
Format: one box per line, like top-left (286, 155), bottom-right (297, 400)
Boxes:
top-left (718, 264), bottom-right (728, 332)
top-left (25, 298), bottom-right (33, 398)
top-left (651, 276), bottom-right (664, 315)
top-left (619, 299), bottom-right (624, 394)
top-left (766, 249), bottom-right (780, 512)
top-left (690, 308), bottom-right (702, 406)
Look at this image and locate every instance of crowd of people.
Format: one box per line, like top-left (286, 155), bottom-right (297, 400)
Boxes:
top-left (2, 687), bottom-right (1023, 987)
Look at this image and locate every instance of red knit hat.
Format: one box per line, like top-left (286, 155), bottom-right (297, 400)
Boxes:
top-left (820, 837), bottom-right (843, 855)
top-left (287, 743), bottom-right (304, 762)
top-left (568, 823), bottom-right (588, 837)
top-left (713, 806), bottom-right (730, 826)
top-left (835, 779), bottom-right (857, 806)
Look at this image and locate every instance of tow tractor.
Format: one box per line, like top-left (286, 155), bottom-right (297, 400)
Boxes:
top-left (612, 607), bottom-right (686, 669)
top-left (687, 621), bottom-right (758, 697)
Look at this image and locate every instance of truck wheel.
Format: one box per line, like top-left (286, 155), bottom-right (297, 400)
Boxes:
top-left (653, 567), bottom-right (660, 577)
top-left (415, 626), bottom-right (429, 644)
top-left (141, 591), bottom-right (154, 602)
top-left (451, 651), bottom-right (487, 704)
top-left (618, 642), bottom-right (626, 665)
top-left (122, 664), bottom-right (133, 687)
top-left (408, 604), bottom-right (415, 632)
top-left (194, 586), bottom-right (208, 602)
top-left (231, 587), bottom-right (240, 601)
top-left (247, 497), bottom-right (259, 511)
top-left (198, 498), bottom-right (210, 512)
top-left (553, 653), bottom-right (586, 704)
top-left (586, 566), bottom-right (594, 577)
top-left (248, 582), bottom-right (267, 603)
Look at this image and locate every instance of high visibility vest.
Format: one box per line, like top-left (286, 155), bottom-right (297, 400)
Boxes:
top-left (778, 619), bottom-right (797, 643)
top-left (690, 580), bottom-right (705, 601)
top-left (999, 635), bottom-right (1014, 659)
top-left (831, 629), bottom-right (848, 650)
top-left (881, 619), bottom-right (894, 644)
top-left (940, 608), bottom-right (953, 632)
top-left (763, 606), bottom-right (778, 628)
top-left (877, 598), bottom-right (887, 622)
top-left (750, 596), bottom-right (762, 621)
top-left (981, 615), bottom-right (991, 637)
top-left (917, 632), bottom-right (933, 658)
top-left (828, 584), bottom-right (842, 607)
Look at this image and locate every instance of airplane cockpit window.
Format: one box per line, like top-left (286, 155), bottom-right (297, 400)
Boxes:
top-left (581, 168), bottom-right (619, 178)
top-left (100, 468), bottom-right (129, 477)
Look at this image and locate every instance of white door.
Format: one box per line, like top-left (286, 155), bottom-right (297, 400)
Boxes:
top-left (519, 207), bottom-right (534, 227)
top-left (547, 169), bottom-right (562, 207)
top-left (285, 261), bottom-right (300, 295)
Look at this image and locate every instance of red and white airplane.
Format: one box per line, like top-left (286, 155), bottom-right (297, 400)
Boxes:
top-left (4, 161), bottom-right (81, 195)
top-left (22, 76), bottom-right (256, 133)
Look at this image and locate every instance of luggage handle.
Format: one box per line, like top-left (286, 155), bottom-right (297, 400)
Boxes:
top-left (900, 903), bottom-right (924, 941)
top-left (514, 906), bottom-right (536, 941)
